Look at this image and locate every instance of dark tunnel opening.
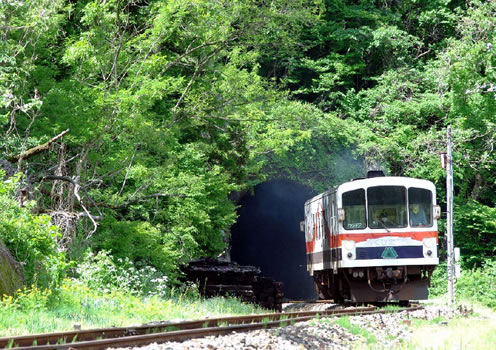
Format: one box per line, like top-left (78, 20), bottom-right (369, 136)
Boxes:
top-left (230, 179), bottom-right (317, 300)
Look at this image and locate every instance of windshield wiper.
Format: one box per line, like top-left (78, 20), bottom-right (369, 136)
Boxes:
top-left (377, 218), bottom-right (391, 233)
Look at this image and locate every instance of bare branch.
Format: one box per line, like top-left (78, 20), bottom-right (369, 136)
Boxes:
top-left (172, 63), bottom-right (201, 114)
top-left (9, 129), bottom-right (70, 162)
top-left (42, 164), bottom-right (99, 237)
top-left (77, 212), bottom-right (103, 221)
top-left (43, 175), bottom-right (75, 185)
top-left (118, 146), bottom-right (137, 196)
top-left (172, 48), bottom-right (222, 115)
top-left (0, 25), bottom-right (32, 30)
top-left (414, 48), bottom-right (431, 61)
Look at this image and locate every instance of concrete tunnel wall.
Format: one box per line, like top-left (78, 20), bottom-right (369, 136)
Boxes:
top-left (230, 179), bottom-right (317, 300)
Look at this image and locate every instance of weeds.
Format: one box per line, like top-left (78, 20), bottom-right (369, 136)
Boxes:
top-left (0, 278), bottom-right (265, 337)
top-left (75, 250), bottom-right (170, 298)
top-left (261, 317), bottom-right (271, 329)
top-left (336, 317), bottom-right (377, 344)
top-left (279, 315), bottom-right (289, 327)
top-left (430, 259), bottom-right (496, 308)
top-left (382, 304), bottom-right (402, 311)
top-left (402, 314), bottom-right (496, 349)
top-left (319, 316), bottom-right (377, 345)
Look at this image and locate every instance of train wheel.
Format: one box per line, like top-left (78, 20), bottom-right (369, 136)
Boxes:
top-left (314, 280), bottom-right (332, 300)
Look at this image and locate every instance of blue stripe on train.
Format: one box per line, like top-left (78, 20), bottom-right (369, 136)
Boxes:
top-left (355, 246), bottom-right (423, 259)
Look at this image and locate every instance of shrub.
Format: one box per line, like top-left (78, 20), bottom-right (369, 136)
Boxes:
top-left (454, 200), bottom-right (496, 268)
top-left (456, 259), bottom-right (496, 308)
top-left (91, 217), bottom-right (180, 282)
top-left (0, 286), bottom-right (53, 312)
top-left (430, 259), bottom-right (496, 308)
top-left (75, 249), bottom-right (170, 297)
top-left (0, 171), bottom-right (65, 288)
top-left (429, 261), bottom-right (448, 297)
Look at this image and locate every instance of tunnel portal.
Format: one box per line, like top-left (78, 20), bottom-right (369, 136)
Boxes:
top-left (230, 179), bottom-right (317, 300)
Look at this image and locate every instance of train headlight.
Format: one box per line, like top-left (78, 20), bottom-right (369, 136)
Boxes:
top-left (423, 238), bottom-right (436, 248)
top-left (423, 238), bottom-right (437, 258)
top-left (342, 240), bottom-right (356, 260)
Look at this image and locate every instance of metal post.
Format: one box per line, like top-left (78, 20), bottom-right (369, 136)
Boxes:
top-left (446, 126), bottom-right (456, 306)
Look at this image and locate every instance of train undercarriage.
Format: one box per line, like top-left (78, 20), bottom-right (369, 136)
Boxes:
top-left (313, 265), bottom-right (436, 303)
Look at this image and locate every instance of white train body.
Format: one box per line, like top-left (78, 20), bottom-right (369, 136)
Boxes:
top-left (303, 174), bottom-right (439, 302)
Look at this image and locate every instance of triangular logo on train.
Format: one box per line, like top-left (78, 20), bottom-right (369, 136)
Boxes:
top-left (381, 247), bottom-right (398, 259)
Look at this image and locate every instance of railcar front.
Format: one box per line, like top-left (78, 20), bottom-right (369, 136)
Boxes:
top-left (304, 176), bottom-right (440, 302)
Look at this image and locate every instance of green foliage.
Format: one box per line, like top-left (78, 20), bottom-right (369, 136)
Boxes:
top-left (0, 172), bottom-right (65, 288)
top-left (0, 286), bottom-right (52, 312)
top-left (91, 218), bottom-right (179, 277)
top-left (75, 250), bottom-right (170, 297)
top-left (0, 0), bottom-right (66, 155)
top-left (429, 262), bottom-right (448, 297)
top-left (454, 200), bottom-right (496, 267)
top-left (281, 0), bottom-right (461, 109)
top-left (3, 0), bottom-right (496, 297)
top-left (39, 0), bottom-right (323, 272)
top-left (0, 278), bottom-right (265, 336)
top-left (430, 260), bottom-right (496, 308)
top-left (456, 260), bottom-right (496, 308)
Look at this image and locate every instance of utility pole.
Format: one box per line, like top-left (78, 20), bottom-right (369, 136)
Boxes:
top-left (446, 126), bottom-right (456, 306)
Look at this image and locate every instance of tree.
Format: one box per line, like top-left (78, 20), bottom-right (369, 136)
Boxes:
top-left (2, 0), bottom-right (324, 279)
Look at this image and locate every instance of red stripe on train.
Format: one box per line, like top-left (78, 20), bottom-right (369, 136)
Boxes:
top-left (306, 231), bottom-right (438, 253)
top-left (336, 231), bottom-right (438, 246)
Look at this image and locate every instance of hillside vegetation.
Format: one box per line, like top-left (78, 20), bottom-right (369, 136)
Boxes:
top-left (1, 0), bottom-right (495, 303)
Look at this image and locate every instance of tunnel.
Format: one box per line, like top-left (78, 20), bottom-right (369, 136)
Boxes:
top-left (230, 179), bottom-right (317, 300)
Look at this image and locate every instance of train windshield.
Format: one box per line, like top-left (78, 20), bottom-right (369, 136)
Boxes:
top-left (408, 187), bottom-right (433, 227)
top-left (342, 189), bottom-right (366, 230)
top-left (368, 186), bottom-right (407, 229)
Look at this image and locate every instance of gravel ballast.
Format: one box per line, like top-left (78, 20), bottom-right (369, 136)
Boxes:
top-left (112, 304), bottom-right (465, 350)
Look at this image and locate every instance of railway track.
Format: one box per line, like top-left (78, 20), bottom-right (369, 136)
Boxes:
top-left (1, 304), bottom-right (422, 350)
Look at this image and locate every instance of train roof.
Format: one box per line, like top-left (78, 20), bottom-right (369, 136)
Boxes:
top-left (305, 176), bottom-right (436, 206)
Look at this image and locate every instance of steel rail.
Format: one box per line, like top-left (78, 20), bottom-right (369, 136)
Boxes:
top-left (0, 306), bottom-right (372, 348)
top-left (3, 305), bottom-right (422, 350)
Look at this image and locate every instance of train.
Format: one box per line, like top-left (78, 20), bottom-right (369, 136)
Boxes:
top-left (302, 171), bottom-right (440, 303)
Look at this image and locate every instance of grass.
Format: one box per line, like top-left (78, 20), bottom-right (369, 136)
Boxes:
top-left (395, 299), bottom-right (496, 350)
top-left (0, 279), bottom-right (267, 337)
top-left (334, 316), bottom-right (377, 345)
top-left (317, 316), bottom-right (377, 345)
top-left (3, 278), bottom-right (495, 350)
top-left (401, 316), bottom-right (496, 349)
top-left (381, 304), bottom-right (402, 311)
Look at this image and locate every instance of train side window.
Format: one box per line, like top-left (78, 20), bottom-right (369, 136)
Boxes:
top-left (320, 212), bottom-right (323, 239)
top-left (342, 189), bottom-right (366, 230)
top-left (408, 187), bottom-right (433, 227)
top-left (318, 213), bottom-right (321, 239)
top-left (312, 214), bottom-right (315, 234)
top-left (320, 210), bottom-right (325, 239)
